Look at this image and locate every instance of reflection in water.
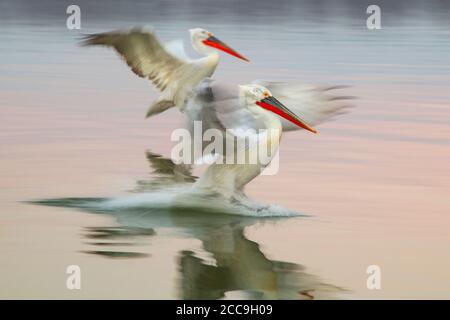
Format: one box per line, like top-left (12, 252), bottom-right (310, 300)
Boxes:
top-left (84, 226), bottom-right (156, 239)
top-left (132, 151), bottom-right (196, 193)
top-left (81, 226), bottom-right (155, 259)
top-left (32, 150), bottom-right (346, 299)
top-left (82, 249), bottom-right (150, 259)
top-left (178, 224), bottom-right (344, 300)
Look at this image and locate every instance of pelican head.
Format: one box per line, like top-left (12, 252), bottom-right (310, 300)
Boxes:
top-left (189, 28), bottom-right (249, 62)
top-left (239, 84), bottom-right (317, 133)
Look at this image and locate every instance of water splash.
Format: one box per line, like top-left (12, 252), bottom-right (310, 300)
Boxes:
top-left (32, 184), bottom-right (304, 218)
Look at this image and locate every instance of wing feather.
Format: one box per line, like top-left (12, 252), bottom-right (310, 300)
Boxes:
top-left (185, 80), bottom-right (268, 163)
top-left (252, 80), bottom-right (353, 131)
top-left (81, 27), bottom-right (186, 91)
top-left (189, 80), bottom-right (266, 134)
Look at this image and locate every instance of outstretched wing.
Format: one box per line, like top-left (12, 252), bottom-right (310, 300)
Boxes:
top-left (145, 150), bottom-right (195, 182)
top-left (252, 80), bottom-right (353, 131)
top-left (81, 27), bottom-right (203, 116)
top-left (189, 79), bottom-right (266, 134)
top-left (132, 151), bottom-right (196, 193)
top-left (81, 27), bottom-right (188, 91)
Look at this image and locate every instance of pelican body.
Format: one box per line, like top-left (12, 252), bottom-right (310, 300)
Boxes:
top-left (184, 80), bottom-right (313, 200)
top-left (180, 79), bottom-right (350, 203)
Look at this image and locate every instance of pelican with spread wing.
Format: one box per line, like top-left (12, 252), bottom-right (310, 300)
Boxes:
top-left (182, 79), bottom-right (350, 205)
top-left (81, 27), bottom-right (249, 117)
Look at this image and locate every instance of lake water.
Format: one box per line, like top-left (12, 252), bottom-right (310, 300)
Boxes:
top-left (1, 0), bottom-right (450, 299)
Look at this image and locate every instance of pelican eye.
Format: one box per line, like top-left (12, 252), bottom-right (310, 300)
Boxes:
top-left (263, 92), bottom-right (270, 98)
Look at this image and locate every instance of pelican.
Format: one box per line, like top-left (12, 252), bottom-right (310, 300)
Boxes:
top-left (81, 27), bottom-right (249, 117)
top-left (182, 79), bottom-right (350, 207)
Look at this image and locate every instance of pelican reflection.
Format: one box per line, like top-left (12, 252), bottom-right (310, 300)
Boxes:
top-left (31, 150), bottom-right (346, 299)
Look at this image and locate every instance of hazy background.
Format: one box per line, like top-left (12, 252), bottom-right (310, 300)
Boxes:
top-left (1, 0), bottom-right (449, 299)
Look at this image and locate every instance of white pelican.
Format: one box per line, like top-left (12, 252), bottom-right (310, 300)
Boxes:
top-left (81, 27), bottom-right (249, 117)
top-left (183, 79), bottom-right (350, 205)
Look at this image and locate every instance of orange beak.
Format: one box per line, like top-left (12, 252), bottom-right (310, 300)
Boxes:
top-left (203, 35), bottom-right (249, 62)
top-left (256, 96), bottom-right (317, 134)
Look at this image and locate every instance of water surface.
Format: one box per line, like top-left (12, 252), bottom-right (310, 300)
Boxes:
top-left (1, 0), bottom-right (450, 299)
